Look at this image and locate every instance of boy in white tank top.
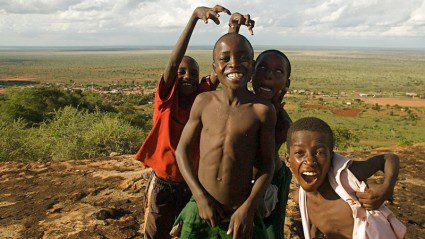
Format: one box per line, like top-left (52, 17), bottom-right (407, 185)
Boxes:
top-left (285, 117), bottom-right (406, 239)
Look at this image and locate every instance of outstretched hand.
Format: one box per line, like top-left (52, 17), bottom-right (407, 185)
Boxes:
top-left (194, 5), bottom-right (231, 25)
top-left (356, 182), bottom-right (392, 210)
top-left (229, 12), bottom-right (255, 35)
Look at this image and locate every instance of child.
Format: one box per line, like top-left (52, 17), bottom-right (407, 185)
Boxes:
top-left (175, 33), bottom-right (276, 238)
top-left (285, 117), bottom-right (406, 239)
top-left (228, 13), bottom-right (293, 238)
top-left (134, 5), bottom-right (230, 238)
top-left (252, 50), bottom-right (292, 239)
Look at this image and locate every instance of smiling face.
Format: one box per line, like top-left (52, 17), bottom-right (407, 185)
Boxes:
top-left (252, 52), bottom-right (289, 100)
top-left (285, 130), bottom-right (332, 192)
top-left (212, 34), bottom-right (254, 90)
top-left (177, 56), bottom-right (199, 96)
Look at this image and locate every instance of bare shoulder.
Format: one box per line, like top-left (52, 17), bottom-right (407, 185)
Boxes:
top-left (193, 91), bottom-right (217, 106)
top-left (252, 97), bottom-right (276, 122)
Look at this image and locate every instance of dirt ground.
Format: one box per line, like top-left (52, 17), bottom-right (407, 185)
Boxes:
top-left (361, 98), bottom-right (425, 107)
top-left (0, 145), bottom-right (424, 239)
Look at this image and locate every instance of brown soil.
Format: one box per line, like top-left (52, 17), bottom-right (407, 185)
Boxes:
top-left (362, 98), bottom-right (425, 107)
top-left (1, 146), bottom-right (424, 239)
top-left (1, 77), bottom-right (37, 81)
top-left (303, 104), bottom-right (361, 117)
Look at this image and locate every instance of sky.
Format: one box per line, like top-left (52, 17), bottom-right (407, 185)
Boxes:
top-left (0, 0), bottom-right (424, 48)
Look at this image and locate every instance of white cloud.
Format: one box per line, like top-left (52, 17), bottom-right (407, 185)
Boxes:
top-left (0, 0), bottom-right (424, 47)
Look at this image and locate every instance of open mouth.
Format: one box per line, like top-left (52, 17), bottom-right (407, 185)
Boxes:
top-left (226, 72), bottom-right (244, 81)
top-left (259, 86), bottom-right (272, 93)
top-left (300, 171), bottom-right (319, 185)
top-left (182, 82), bottom-right (194, 87)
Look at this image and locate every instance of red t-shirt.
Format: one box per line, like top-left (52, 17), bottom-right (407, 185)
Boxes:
top-left (135, 76), bottom-right (213, 182)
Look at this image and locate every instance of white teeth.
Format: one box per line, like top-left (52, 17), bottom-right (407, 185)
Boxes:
top-left (227, 73), bottom-right (244, 80)
top-left (302, 172), bottom-right (317, 176)
top-left (260, 87), bottom-right (272, 92)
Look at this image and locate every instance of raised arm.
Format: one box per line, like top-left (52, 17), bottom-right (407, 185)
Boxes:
top-left (163, 5), bottom-right (230, 92)
top-left (227, 105), bottom-right (276, 239)
top-left (176, 94), bottom-right (225, 228)
top-left (228, 12), bottom-right (255, 35)
top-left (349, 153), bottom-right (400, 210)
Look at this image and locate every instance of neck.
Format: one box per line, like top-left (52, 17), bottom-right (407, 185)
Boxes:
top-left (221, 85), bottom-right (250, 105)
top-left (307, 178), bottom-right (339, 200)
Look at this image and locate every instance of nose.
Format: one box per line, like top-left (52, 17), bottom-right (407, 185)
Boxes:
top-left (303, 152), bottom-right (318, 167)
top-left (183, 71), bottom-right (190, 80)
top-left (229, 57), bottom-right (241, 67)
top-left (266, 69), bottom-right (273, 80)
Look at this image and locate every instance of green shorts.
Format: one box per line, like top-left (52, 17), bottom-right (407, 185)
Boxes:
top-left (174, 197), bottom-right (268, 239)
top-left (264, 164), bottom-right (292, 239)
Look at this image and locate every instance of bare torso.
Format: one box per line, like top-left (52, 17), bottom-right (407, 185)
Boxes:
top-left (307, 179), bottom-right (354, 239)
top-left (198, 90), bottom-right (269, 212)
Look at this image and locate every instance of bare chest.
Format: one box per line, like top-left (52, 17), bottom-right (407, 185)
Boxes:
top-left (307, 195), bottom-right (354, 238)
top-left (201, 103), bottom-right (260, 139)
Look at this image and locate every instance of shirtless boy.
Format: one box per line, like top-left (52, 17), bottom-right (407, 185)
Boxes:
top-left (285, 117), bottom-right (405, 239)
top-left (134, 5), bottom-right (230, 238)
top-left (175, 33), bottom-right (276, 238)
top-left (227, 13), bottom-right (293, 238)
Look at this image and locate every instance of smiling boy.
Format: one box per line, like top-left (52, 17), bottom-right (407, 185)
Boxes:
top-left (134, 5), bottom-right (230, 238)
top-left (285, 117), bottom-right (406, 239)
top-left (175, 33), bottom-right (276, 238)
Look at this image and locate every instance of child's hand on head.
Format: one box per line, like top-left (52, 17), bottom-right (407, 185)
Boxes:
top-left (356, 182), bottom-right (392, 210)
top-left (194, 5), bottom-right (231, 24)
top-left (229, 13), bottom-right (255, 35)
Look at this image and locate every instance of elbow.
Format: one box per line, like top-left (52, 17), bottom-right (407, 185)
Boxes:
top-left (386, 153), bottom-right (400, 164)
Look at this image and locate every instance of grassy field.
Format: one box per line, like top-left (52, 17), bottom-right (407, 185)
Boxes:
top-left (1, 49), bottom-right (424, 151)
top-left (1, 49), bottom-right (424, 94)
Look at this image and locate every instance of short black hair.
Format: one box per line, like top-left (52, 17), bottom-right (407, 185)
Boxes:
top-left (212, 33), bottom-right (254, 61)
top-left (286, 117), bottom-right (334, 151)
top-left (255, 50), bottom-right (291, 78)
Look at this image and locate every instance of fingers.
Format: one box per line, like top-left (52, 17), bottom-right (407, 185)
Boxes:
top-left (227, 218), bottom-right (234, 236)
top-left (206, 10), bottom-right (220, 25)
top-left (201, 15), bottom-right (208, 24)
top-left (213, 5), bottom-right (231, 15)
top-left (244, 14), bottom-right (255, 35)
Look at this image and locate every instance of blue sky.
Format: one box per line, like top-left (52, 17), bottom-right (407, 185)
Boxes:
top-left (0, 0), bottom-right (424, 48)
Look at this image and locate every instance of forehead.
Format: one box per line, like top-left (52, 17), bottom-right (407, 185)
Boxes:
top-left (214, 36), bottom-right (253, 56)
top-left (179, 57), bottom-right (199, 71)
top-left (256, 52), bottom-right (285, 67)
top-left (290, 130), bottom-right (330, 147)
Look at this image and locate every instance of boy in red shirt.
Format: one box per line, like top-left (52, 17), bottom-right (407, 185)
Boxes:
top-left (134, 5), bottom-right (230, 239)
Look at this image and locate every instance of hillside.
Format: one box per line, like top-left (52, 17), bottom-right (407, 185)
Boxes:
top-left (0, 145), bottom-right (424, 239)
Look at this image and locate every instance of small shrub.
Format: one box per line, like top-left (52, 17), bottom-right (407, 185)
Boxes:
top-left (333, 126), bottom-right (359, 150)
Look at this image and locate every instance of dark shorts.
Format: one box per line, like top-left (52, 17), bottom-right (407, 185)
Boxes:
top-left (143, 172), bottom-right (191, 239)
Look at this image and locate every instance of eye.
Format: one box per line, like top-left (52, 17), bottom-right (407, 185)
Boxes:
top-left (219, 55), bottom-right (230, 62)
top-left (316, 149), bottom-right (326, 157)
top-left (294, 150), bottom-right (304, 156)
top-left (275, 69), bottom-right (283, 74)
top-left (240, 55), bottom-right (249, 62)
top-left (178, 69), bottom-right (186, 75)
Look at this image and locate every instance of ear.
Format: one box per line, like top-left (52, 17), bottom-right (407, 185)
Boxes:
top-left (287, 78), bottom-right (291, 88)
top-left (212, 62), bottom-right (216, 72)
top-left (284, 152), bottom-right (291, 169)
